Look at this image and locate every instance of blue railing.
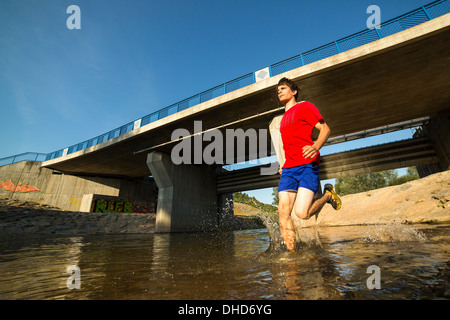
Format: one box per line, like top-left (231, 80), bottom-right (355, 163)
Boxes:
top-left (5, 0), bottom-right (450, 165)
top-left (0, 153), bottom-right (48, 167)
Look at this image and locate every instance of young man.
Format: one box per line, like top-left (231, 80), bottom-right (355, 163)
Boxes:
top-left (276, 77), bottom-right (341, 251)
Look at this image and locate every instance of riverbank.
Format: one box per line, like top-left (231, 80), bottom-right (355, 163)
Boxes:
top-left (0, 199), bottom-right (157, 235)
top-left (0, 198), bottom-right (263, 235)
top-left (236, 170), bottom-right (449, 229)
top-left (234, 169), bottom-right (450, 230)
top-left (0, 170), bottom-right (448, 235)
top-left (296, 169), bottom-right (450, 228)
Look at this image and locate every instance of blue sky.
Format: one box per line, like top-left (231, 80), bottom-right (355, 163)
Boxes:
top-left (0, 0), bottom-right (435, 204)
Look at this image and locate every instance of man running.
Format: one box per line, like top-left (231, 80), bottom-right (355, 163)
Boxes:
top-left (276, 77), bottom-right (341, 251)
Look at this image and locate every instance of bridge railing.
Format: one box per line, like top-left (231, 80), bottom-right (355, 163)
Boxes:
top-left (0, 152), bottom-right (48, 167)
top-left (24, 0), bottom-right (450, 162)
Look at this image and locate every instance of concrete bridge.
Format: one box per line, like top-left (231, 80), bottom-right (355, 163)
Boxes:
top-left (2, 2), bottom-right (449, 232)
top-left (42, 10), bottom-right (450, 179)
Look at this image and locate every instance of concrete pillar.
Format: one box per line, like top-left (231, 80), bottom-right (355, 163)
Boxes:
top-left (415, 108), bottom-right (450, 177)
top-left (147, 151), bottom-right (218, 232)
top-left (427, 109), bottom-right (450, 171)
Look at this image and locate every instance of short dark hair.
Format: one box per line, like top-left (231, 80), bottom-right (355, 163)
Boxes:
top-left (277, 77), bottom-right (299, 100)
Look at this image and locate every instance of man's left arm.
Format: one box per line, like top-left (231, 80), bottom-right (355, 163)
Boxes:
top-left (303, 120), bottom-right (331, 159)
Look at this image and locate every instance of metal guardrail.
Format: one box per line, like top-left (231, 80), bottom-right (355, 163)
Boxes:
top-left (3, 0), bottom-right (449, 166)
top-left (0, 153), bottom-right (48, 167)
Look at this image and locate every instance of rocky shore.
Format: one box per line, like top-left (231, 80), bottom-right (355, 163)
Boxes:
top-left (0, 199), bottom-right (157, 235)
top-left (0, 198), bottom-right (263, 235)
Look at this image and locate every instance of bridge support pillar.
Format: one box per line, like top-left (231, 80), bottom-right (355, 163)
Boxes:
top-left (415, 108), bottom-right (450, 177)
top-left (426, 109), bottom-right (450, 171)
top-left (147, 151), bottom-right (218, 233)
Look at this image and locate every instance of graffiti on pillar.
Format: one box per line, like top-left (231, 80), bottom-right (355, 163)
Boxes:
top-left (69, 196), bottom-right (82, 207)
top-left (91, 198), bottom-right (155, 213)
top-left (0, 179), bottom-right (41, 193)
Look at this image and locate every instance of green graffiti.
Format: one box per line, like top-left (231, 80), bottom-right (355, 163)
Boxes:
top-left (94, 199), bottom-right (108, 213)
top-left (124, 201), bottom-right (133, 213)
top-left (91, 199), bottom-right (146, 213)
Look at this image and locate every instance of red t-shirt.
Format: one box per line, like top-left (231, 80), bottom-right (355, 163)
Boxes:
top-left (280, 101), bottom-right (324, 168)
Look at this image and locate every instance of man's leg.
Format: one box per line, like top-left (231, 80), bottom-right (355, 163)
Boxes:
top-left (293, 188), bottom-right (332, 220)
top-left (278, 191), bottom-right (297, 251)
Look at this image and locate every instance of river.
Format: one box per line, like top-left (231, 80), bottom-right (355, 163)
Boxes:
top-left (0, 222), bottom-right (449, 300)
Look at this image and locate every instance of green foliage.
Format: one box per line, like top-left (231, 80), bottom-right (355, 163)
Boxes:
top-left (272, 187), bottom-right (279, 206)
top-left (335, 167), bottom-right (420, 196)
top-left (232, 191), bottom-right (278, 213)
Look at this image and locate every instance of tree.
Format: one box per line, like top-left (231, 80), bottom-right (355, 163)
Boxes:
top-left (272, 187), bottom-right (279, 206)
top-left (335, 167), bottom-right (419, 196)
top-left (389, 167), bottom-right (419, 185)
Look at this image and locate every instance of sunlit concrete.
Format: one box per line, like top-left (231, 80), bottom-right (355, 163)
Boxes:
top-left (147, 151), bottom-right (218, 232)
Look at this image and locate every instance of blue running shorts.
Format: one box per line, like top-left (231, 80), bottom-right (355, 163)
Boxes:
top-left (278, 163), bottom-right (320, 193)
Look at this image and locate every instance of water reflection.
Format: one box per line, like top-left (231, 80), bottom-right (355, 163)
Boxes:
top-left (0, 223), bottom-right (449, 300)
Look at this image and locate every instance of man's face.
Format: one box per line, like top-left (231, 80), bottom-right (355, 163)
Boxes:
top-left (277, 84), bottom-right (297, 104)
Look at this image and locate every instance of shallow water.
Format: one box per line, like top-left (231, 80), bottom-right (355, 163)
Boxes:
top-left (0, 223), bottom-right (449, 300)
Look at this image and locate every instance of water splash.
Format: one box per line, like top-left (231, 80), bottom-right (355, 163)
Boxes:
top-left (257, 211), bottom-right (323, 252)
top-left (361, 222), bottom-right (427, 243)
top-left (257, 212), bottom-right (283, 251)
top-left (257, 209), bottom-right (427, 250)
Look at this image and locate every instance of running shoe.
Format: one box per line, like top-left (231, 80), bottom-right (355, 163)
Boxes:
top-left (324, 184), bottom-right (342, 211)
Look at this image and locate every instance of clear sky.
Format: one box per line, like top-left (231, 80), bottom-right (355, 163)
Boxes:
top-left (0, 0), bottom-right (436, 203)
